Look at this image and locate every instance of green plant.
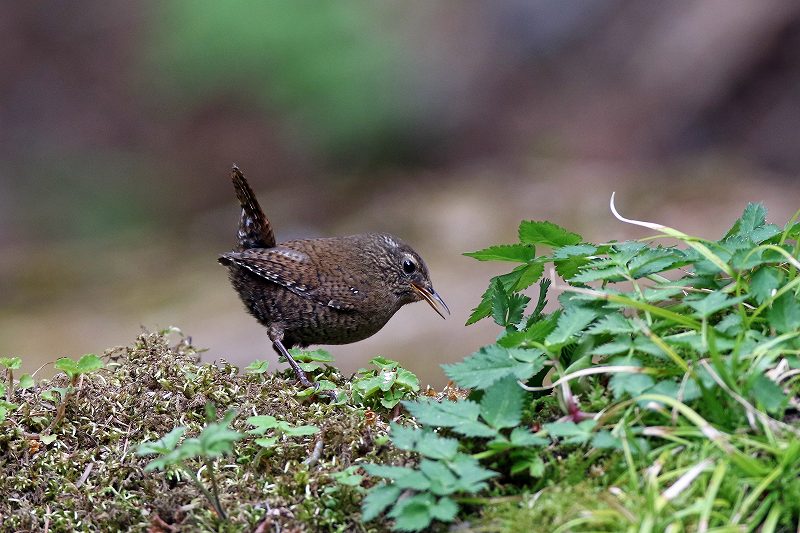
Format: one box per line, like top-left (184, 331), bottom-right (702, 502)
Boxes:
top-left (0, 356), bottom-right (33, 403)
top-left (352, 356), bottom-right (420, 409)
top-left (137, 405), bottom-right (244, 519)
top-left (246, 415), bottom-right (319, 448)
top-left (287, 348), bottom-right (341, 399)
top-left (42, 354), bottom-right (103, 433)
top-left (364, 202), bottom-right (800, 531)
top-left (362, 424), bottom-right (497, 531)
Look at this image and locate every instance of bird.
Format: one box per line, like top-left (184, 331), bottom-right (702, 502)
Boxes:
top-left (218, 165), bottom-right (449, 396)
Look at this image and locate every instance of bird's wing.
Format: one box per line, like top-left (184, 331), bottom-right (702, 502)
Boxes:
top-left (219, 247), bottom-right (366, 311)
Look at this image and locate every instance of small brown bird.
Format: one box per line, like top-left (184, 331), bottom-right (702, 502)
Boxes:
top-left (219, 166), bottom-right (448, 394)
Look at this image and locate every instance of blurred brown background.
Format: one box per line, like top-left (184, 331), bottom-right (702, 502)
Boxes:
top-left (2, 1), bottom-right (800, 385)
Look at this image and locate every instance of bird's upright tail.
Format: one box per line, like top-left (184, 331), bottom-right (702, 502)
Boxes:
top-left (230, 165), bottom-right (276, 250)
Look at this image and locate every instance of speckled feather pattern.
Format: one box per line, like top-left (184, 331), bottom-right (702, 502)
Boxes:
top-left (219, 166), bottom-right (440, 349)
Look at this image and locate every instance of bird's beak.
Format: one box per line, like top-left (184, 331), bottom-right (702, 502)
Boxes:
top-left (411, 282), bottom-right (450, 319)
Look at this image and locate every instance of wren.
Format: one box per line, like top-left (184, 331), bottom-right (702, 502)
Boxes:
top-left (219, 166), bottom-right (449, 394)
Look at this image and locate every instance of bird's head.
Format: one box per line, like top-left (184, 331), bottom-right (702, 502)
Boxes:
top-left (369, 233), bottom-right (450, 319)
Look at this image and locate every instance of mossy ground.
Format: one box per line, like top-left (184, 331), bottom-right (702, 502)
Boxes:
top-left (0, 332), bottom-right (414, 532)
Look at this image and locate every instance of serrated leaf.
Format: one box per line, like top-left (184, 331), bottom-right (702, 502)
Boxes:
top-left (499, 314), bottom-right (558, 348)
top-left (609, 359), bottom-right (654, 400)
top-left (685, 291), bottom-right (748, 318)
top-left (402, 399), bottom-right (497, 438)
top-left (389, 494), bottom-right (434, 531)
top-left (442, 345), bottom-right (545, 389)
top-left (749, 374), bottom-right (787, 414)
top-left (361, 483), bottom-right (402, 522)
top-left (464, 244), bottom-right (536, 262)
top-left (388, 423), bottom-right (461, 457)
top-left (137, 426), bottom-right (187, 457)
top-left (725, 202), bottom-right (767, 240)
top-left (767, 292), bottom-right (800, 334)
top-left (509, 427), bottom-right (548, 447)
top-left (448, 454), bottom-right (498, 491)
top-left (363, 465), bottom-right (430, 491)
top-left (545, 306), bottom-right (597, 346)
top-left (429, 496), bottom-right (458, 522)
top-left (750, 267), bottom-right (782, 304)
top-left (519, 220), bottom-right (582, 247)
top-left (480, 376), bottom-right (524, 429)
top-left (544, 420), bottom-right (597, 445)
top-left (571, 265), bottom-right (626, 283)
top-left (587, 314), bottom-right (634, 335)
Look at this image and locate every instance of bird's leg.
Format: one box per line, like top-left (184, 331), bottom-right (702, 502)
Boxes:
top-left (271, 338), bottom-right (315, 389)
top-left (270, 334), bottom-right (337, 401)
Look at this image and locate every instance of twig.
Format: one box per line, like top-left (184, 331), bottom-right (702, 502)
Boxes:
top-left (304, 431), bottom-right (325, 467)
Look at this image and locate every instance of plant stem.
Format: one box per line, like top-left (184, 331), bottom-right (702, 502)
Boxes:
top-left (5, 368), bottom-right (12, 402)
top-left (193, 459), bottom-right (226, 520)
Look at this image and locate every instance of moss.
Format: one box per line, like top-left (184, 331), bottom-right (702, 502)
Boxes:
top-left (0, 331), bottom-right (411, 532)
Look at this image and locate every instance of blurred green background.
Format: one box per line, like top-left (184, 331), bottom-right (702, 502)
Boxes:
top-left (3, 1), bottom-right (800, 384)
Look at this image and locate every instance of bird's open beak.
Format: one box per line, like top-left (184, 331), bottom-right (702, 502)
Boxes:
top-left (411, 282), bottom-right (450, 319)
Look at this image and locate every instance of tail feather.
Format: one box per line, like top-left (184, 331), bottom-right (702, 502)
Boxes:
top-left (230, 165), bottom-right (276, 250)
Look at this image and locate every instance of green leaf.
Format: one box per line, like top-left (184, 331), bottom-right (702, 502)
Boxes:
top-left (54, 357), bottom-right (78, 377)
top-left (40, 434), bottom-right (57, 445)
top-left (244, 359), bottom-right (270, 374)
top-left (137, 426), bottom-right (187, 458)
top-left (0, 357), bottom-right (21, 370)
top-left (479, 376), bottom-right (524, 429)
top-left (685, 292), bottom-right (748, 319)
top-left (247, 415), bottom-right (278, 435)
top-left (289, 348), bottom-right (335, 363)
top-left (545, 306), bottom-right (597, 346)
top-left (17, 374), bottom-right (34, 389)
top-left (725, 202), bottom-right (767, 240)
top-left (395, 368), bottom-right (420, 391)
top-left (429, 496), bottom-right (458, 522)
top-left (442, 345), bottom-right (545, 389)
top-left (282, 424), bottom-right (319, 437)
top-left (464, 244), bottom-right (536, 262)
top-left (587, 314), bottom-right (634, 335)
top-left (509, 427), bottom-right (548, 447)
top-left (749, 374), bottom-right (787, 414)
top-left (591, 431), bottom-right (622, 449)
top-left (76, 354), bottom-right (103, 374)
top-left (767, 292), bottom-right (800, 334)
top-left (362, 483), bottom-right (402, 522)
top-left (609, 359), bottom-right (654, 400)
top-left (519, 220), bottom-right (582, 247)
top-left (362, 464), bottom-right (430, 491)
top-left (389, 493), bottom-right (435, 531)
top-left (448, 454), bottom-right (498, 491)
top-left (402, 399), bottom-right (497, 438)
top-left (254, 436), bottom-right (278, 448)
top-left (749, 267), bottom-right (782, 304)
top-left (368, 356), bottom-right (400, 369)
top-left (544, 420), bottom-right (597, 445)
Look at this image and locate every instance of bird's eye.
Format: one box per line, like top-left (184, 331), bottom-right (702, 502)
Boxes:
top-left (402, 258), bottom-right (417, 275)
